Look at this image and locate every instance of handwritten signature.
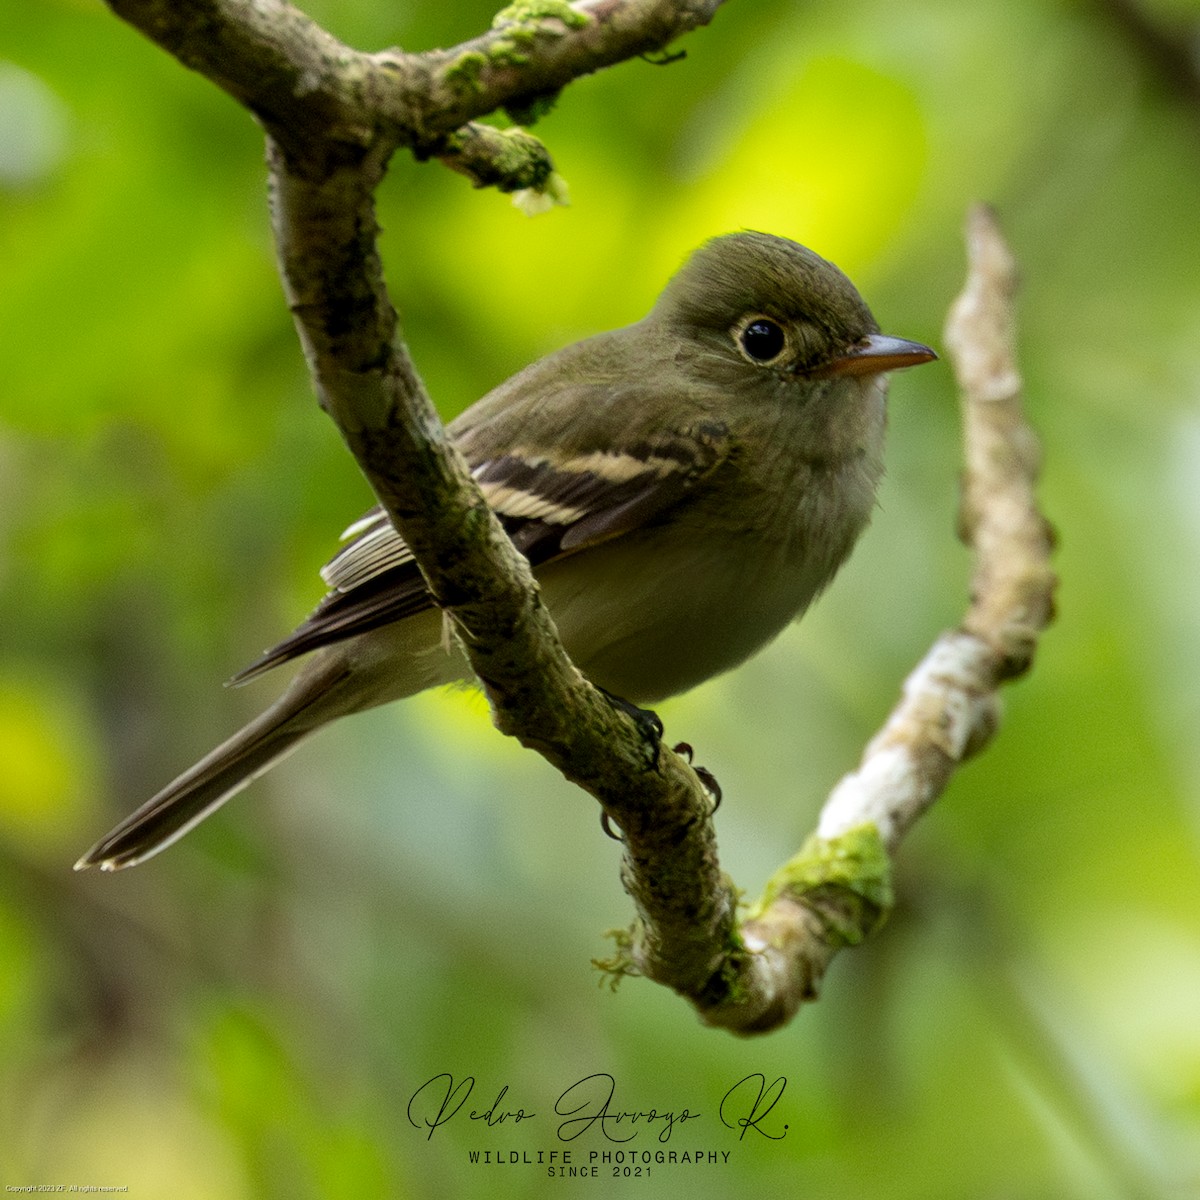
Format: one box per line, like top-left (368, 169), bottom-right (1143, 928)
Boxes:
top-left (405, 1072), bottom-right (788, 1143)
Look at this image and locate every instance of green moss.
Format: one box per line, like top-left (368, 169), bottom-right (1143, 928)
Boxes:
top-left (489, 126), bottom-right (553, 190)
top-left (445, 4), bottom-right (582, 96)
top-left (505, 91), bottom-right (559, 126)
top-left (440, 125), bottom-right (556, 196)
top-left (489, 35), bottom-right (530, 69)
top-left (592, 926), bottom-right (640, 991)
top-left (470, 1), bottom-right (589, 125)
top-left (750, 824), bottom-right (893, 947)
top-left (492, 0), bottom-right (590, 32)
top-left (443, 50), bottom-right (487, 96)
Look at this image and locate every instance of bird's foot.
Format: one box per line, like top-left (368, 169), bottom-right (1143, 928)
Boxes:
top-left (595, 690), bottom-right (663, 843)
top-left (672, 742), bottom-right (722, 815)
top-left (599, 688), bottom-right (664, 764)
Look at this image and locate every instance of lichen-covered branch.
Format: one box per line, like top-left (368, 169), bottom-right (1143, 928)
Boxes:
top-left (691, 205), bottom-right (1057, 1034)
top-left (100, 0), bottom-right (1054, 1036)
top-left (104, 0), bottom-right (739, 1005)
top-left (430, 123), bottom-right (554, 193)
top-left (105, 0), bottom-right (725, 190)
top-left (411, 0), bottom-right (723, 133)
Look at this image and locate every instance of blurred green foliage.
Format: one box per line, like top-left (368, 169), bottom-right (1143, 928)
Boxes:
top-left (3, 0), bottom-right (1200, 1196)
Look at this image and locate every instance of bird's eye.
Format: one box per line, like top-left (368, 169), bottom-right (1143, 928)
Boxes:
top-left (738, 318), bottom-right (787, 364)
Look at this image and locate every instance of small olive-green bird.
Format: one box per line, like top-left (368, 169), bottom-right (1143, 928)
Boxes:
top-left (76, 232), bottom-right (935, 871)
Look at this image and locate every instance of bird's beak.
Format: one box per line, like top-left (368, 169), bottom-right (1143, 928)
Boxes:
top-left (810, 333), bottom-right (938, 379)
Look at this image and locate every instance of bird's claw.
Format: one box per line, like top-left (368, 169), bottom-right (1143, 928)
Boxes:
top-left (600, 811), bottom-right (624, 842)
top-left (600, 689), bottom-right (664, 765)
top-left (672, 742), bottom-right (722, 815)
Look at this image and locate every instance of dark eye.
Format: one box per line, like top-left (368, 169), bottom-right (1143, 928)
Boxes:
top-left (738, 318), bottom-right (786, 363)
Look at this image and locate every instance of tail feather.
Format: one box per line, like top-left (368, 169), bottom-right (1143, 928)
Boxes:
top-left (75, 652), bottom-right (364, 872)
top-left (74, 713), bottom-right (312, 872)
top-left (76, 611), bottom-right (461, 872)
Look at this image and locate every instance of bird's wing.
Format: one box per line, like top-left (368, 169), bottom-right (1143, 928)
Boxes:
top-left (231, 399), bottom-right (730, 683)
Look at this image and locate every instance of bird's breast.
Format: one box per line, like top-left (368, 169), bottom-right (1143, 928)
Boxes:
top-left (535, 466), bottom-right (874, 705)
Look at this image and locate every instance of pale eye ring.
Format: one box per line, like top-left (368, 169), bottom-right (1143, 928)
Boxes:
top-left (736, 316), bottom-right (787, 364)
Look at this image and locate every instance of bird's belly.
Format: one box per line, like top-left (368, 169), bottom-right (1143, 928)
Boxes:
top-left (536, 528), bottom-right (829, 705)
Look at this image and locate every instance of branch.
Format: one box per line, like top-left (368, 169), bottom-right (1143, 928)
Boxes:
top-left (689, 205), bottom-right (1057, 1034)
top-left (105, 0), bottom-right (739, 1006)
top-left (105, 0), bottom-right (724, 185)
top-left (100, 0), bottom-right (1056, 1035)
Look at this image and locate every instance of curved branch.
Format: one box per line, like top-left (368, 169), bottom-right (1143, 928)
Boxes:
top-left (106, 0), bottom-right (725, 185)
top-left (104, 0), bottom-right (739, 1005)
top-left (408, 0), bottom-right (722, 134)
top-left (97, 0), bottom-right (1055, 1035)
top-left (691, 204), bottom-right (1057, 1034)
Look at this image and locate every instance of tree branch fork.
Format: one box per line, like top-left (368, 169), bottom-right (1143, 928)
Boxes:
top-left (102, 0), bottom-right (1055, 1034)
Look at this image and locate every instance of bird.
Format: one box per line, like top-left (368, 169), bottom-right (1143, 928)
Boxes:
top-left (75, 231), bottom-right (936, 871)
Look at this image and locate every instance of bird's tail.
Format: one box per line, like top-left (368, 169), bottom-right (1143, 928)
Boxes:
top-left (75, 655), bottom-right (355, 872)
top-left (76, 609), bottom-right (462, 872)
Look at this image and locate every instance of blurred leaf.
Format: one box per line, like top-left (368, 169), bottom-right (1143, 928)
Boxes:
top-left (0, 673), bottom-right (96, 850)
top-left (673, 56), bottom-right (928, 269)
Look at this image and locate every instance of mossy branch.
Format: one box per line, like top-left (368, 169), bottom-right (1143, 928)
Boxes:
top-left (104, 0), bottom-right (737, 1010)
top-left (99, 0), bottom-right (1055, 1034)
top-left (104, 0), bottom-right (722, 189)
top-left (696, 205), bottom-right (1056, 1034)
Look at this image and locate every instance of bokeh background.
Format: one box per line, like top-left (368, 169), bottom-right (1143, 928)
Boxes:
top-left (3, 0), bottom-right (1199, 1195)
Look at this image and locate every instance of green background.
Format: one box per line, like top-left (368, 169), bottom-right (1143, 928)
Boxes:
top-left (3, 0), bottom-right (1199, 1196)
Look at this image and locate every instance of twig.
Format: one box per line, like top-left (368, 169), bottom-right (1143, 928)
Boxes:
top-left (97, 0), bottom-right (1056, 1033)
top-left (104, 0), bottom-right (739, 1007)
top-left (696, 205), bottom-right (1057, 1034)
